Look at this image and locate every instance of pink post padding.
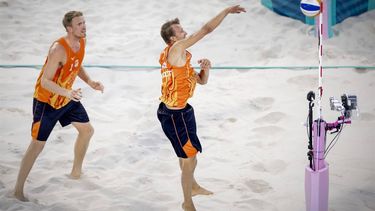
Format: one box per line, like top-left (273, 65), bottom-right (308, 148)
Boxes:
top-left (313, 120), bottom-right (327, 170)
top-left (305, 163), bottom-right (329, 211)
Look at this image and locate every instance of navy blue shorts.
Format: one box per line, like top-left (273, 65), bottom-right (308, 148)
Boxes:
top-left (157, 102), bottom-right (202, 158)
top-left (31, 98), bottom-right (89, 141)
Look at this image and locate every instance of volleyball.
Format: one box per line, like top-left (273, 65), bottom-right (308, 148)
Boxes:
top-left (300, 0), bottom-right (321, 17)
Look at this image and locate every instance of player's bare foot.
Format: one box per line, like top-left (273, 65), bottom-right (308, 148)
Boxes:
top-left (182, 202), bottom-right (196, 211)
top-left (69, 171), bottom-right (82, 179)
top-left (192, 185), bottom-right (213, 196)
top-left (14, 191), bottom-right (29, 202)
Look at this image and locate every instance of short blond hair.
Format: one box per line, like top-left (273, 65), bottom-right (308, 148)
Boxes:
top-left (160, 18), bottom-right (180, 44)
top-left (62, 11), bottom-right (83, 30)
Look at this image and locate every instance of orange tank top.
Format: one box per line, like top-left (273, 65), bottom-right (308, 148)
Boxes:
top-left (33, 37), bottom-right (85, 109)
top-left (159, 45), bottom-right (197, 108)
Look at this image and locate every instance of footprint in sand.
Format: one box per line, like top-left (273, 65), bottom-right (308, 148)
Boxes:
top-left (287, 74), bottom-right (316, 89)
top-left (157, 148), bottom-right (174, 157)
top-left (255, 111), bottom-right (286, 124)
top-left (0, 164), bottom-right (12, 175)
top-left (212, 156), bottom-right (231, 163)
top-left (260, 45), bottom-right (282, 59)
top-left (226, 117), bottom-right (237, 123)
top-left (235, 198), bottom-right (278, 211)
top-left (354, 68), bottom-right (369, 74)
top-left (8, 144), bottom-right (22, 155)
top-left (201, 136), bottom-right (227, 142)
top-left (31, 184), bottom-right (48, 194)
top-left (153, 193), bottom-right (175, 201)
top-left (248, 97), bottom-right (274, 111)
top-left (218, 117), bottom-right (237, 128)
top-left (0, 1), bottom-right (9, 7)
top-left (246, 140), bottom-right (264, 148)
top-left (1, 107), bottom-right (28, 116)
top-left (252, 160), bottom-right (287, 175)
top-left (245, 179), bottom-right (273, 194)
top-left (48, 176), bottom-right (64, 184)
top-left (252, 126), bottom-right (285, 137)
top-left (250, 199), bottom-right (278, 210)
top-left (137, 176), bottom-right (153, 185)
top-left (358, 189), bottom-right (375, 210)
top-left (79, 180), bottom-right (102, 191)
top-left (54, 136), bottom-right (65, 144)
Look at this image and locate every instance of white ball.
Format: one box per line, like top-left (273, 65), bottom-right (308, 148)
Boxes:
top-left (300, 0), bottom-right (321, 17)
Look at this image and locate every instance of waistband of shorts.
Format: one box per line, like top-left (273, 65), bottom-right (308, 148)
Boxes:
top-left (159, 102), bottom-right (192, 114)
top-left (33, 98), bottom-right (47, 104)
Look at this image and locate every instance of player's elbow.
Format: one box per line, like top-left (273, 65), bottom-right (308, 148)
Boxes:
top-left (202, 24), bottom-right (214, 34)
top-left (198, 79), bottom-right (208, 85)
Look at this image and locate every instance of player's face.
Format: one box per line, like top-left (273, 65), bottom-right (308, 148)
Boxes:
top-left (171, 24), bottom-right (187, 41)
top-left (70, 16), bottom-right (86, 38)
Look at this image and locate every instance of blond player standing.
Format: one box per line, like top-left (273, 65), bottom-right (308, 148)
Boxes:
top-left (14, 11), bottom-right (104, 201)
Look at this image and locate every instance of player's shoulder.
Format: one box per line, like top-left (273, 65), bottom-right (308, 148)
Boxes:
top-left (48, 41), bottom-right (66, 58)
top-left (169, 41), bottom-right (187, 56)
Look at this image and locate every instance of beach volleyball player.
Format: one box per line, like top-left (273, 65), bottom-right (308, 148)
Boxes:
top-left (14, 11), bottom-right (104, 201)
top-left (157, 5), bottom-right (246, 211)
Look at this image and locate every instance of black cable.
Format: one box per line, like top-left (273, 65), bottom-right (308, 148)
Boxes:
top-left (306, 113), bottom-right (314, 169)
top-left (324, 123), bottom-right (344, 158)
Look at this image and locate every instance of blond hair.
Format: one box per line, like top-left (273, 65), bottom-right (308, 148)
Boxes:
top-left (62, 11), bottom-right (83, 31)
top-left (160, 18), bottom-right (180, 44)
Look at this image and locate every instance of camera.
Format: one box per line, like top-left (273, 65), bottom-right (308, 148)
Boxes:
top-left (329, 94), bottom-right (358, 118)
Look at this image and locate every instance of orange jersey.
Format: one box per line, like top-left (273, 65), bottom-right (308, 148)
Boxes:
top-left (159, 45), bottom-right (197, 108)
top-left (33, 37), bottom-right (85, 109)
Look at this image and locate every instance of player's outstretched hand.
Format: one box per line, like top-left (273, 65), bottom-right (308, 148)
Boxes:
top-left (89, 80), bottom-right (104, 93)
top-left (227, 5), bottom-right (246, 14)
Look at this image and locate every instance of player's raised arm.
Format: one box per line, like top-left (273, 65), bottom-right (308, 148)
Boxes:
top-left (174, 5), bottom-right (246, 51)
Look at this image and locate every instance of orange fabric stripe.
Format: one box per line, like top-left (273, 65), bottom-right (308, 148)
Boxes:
top-left (31, 121), bottom-right (41, 139)
top-left (171, 114), bottom-right (184, 149)
top-left (181, 112), bottom-right (190, 141)
top-left (183, 139), bottom-right (198, 157)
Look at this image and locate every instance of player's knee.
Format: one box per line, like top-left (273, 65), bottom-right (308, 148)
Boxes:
top-left (78, 124), bottom-right (94, 137)
top-left (181, 158), bottom-right (195, 171)
top-left (85, 124), bottom-right (94, 137)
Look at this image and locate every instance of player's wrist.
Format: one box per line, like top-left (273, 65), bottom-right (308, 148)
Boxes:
top-left (87, 79), bottom-right (94, 87)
